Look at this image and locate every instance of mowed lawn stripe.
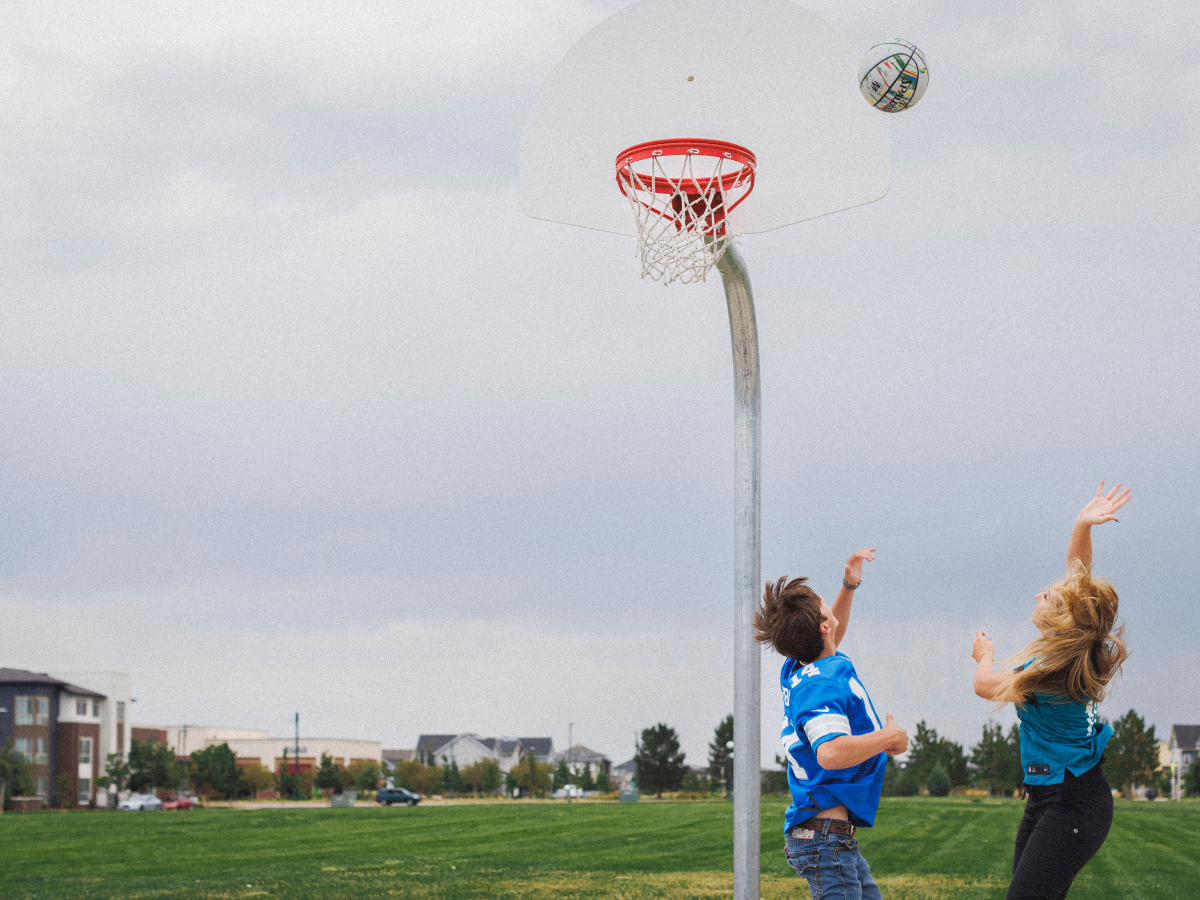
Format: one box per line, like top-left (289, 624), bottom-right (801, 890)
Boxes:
top-left (3, 798), bottom-right (1200, 899)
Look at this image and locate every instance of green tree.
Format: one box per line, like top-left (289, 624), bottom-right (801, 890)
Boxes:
top-left (1155, 767), bottom-right (1172, 797)
top-left (880, 757), bottom-right (899, 797)
top-left (595, 769), bottom-right (612, 793)
top-left (187, 743), bottom-right (245, 799)
top-left (128, 739), bottom-right (181, 793)
top-left (893, 765), bottom-right (920, 796)
top-left (708, 714), bottom-right (733, 794)
top-left (241, 762), bottom-right (274, 797)
top-left (393, 760), bottom-right (442, 795)
top-left (761, 754), bottom-right (789, 796)
top-left (553, 758), bottom-right (572, 790)
top-left (462, 758), bottom-right (502, 796)
top-left (441, 757), bottom-right (465, 797)
top-left (908, 721), bottom-right (970, 788)
top-left (1185, 757), bottom-right (1200, 797)
top-left (511, 753), bottom-right (553, 797)
top-left (926, 763), bottom-right (952, 797)
top-left (575, 763), bottom-right (596, 791)
top-left (347, 760), bottom-right (380, 796)
top-left (1104, 710), bottom-right (1159, 801)
top-left (634, 723), bottom-right (687, 798)
top-left (95, 752), bottom-right (130, 795)
top-left (1, 739), bottom-right (36, 804)
top-left (971, 721), bottom-right (1021, 798)
top-left (315, 753), bottom-right (347, 794)
top-left (53, 773), bottom-right (74, 808)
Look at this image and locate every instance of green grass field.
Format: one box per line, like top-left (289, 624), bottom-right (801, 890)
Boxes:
top-left (2, 798), bottom-right (1198, 899)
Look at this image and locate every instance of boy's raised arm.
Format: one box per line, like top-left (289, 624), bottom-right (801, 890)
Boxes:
top-left (831, 548), bottom-right (875, 647)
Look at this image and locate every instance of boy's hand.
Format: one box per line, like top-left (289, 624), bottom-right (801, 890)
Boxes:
top-left (881, 713), bottom-right (908, 755)
top-left (1076, 480), bottom-right (1131, 527)
top-left (844, 548), bottom-right (876, 587)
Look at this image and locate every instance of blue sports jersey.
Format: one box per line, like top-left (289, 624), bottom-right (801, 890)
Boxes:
top-left (779, 651), bottom-right (887, 831)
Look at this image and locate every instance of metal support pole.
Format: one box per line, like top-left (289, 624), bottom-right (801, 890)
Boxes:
top-left (717, 244), bottom-right (761, 900)
top-left (294, 713), bottom-right (300, 801)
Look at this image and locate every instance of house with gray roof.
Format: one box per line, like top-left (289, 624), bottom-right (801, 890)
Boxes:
top-left (405, 734), bottom-right (555, 774)
top-left (554, 744), bottom-right (611, 780)
top-left (1168, 724), bottom-right (1200, 798)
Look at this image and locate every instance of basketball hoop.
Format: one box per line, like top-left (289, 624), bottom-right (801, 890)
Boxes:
top-left (616, 139), bottom-right (756, 284)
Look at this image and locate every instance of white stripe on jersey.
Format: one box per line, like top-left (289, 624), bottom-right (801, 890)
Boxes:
top-left (848, 677), bottom-right (883, 731)
top-left (781, 722), bottom-right (808, 780)
top-left (804, 713), bottom-right (851, 745)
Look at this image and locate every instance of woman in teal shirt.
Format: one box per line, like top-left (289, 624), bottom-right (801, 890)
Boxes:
top-left (971, 481), bottom-right (1131, 900)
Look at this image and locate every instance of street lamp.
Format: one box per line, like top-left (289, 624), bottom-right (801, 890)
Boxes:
top-left (726, 739), bottom-right (735, 801)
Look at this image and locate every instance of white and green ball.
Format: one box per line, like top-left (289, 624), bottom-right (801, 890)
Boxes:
top-left (859, 41), bottom-right (928, 112)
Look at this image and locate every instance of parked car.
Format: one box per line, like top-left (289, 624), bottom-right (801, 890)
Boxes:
top-left (118, 792), bottom-right (162, 811)
top-left (375, 787), bottom-right (421, 806)
top-left (161, 795), bottom-right (199, 810)
top-left (552, 784), bottom-right (585, 800)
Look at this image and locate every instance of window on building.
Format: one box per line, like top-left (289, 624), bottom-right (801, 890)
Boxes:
top-left (35, 738), bottom-right (48, 765)
top-left (15, 738), bottom-right (33, 760)
top-left (36, 776), bottom-right (48, 799)
top-left (117, 701), bottom-right (125, 721)
top-left (80, 737), bottom-right (92, 765)
top-left (79, 778), bottom-right (91, 805)
top-left (1186, 752), bottom-right (1194, 765)
top-left (35, 696), bottom-right (49, 725)
top-left (15, 695), bottom-right (33, 725)
top-left (92, 701), bottom-right (100, 717)
top-left (76, 699), bottom-right (88, 716)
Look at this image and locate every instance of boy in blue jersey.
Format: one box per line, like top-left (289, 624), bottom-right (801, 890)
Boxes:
top-left (754, 549), bottom-right (909, 900)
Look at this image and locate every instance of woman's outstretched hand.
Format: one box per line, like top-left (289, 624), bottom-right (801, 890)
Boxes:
top-left (845, 548), bottom-right (876, 587)
top-left (1077, 480), bottom-right (1131, 527)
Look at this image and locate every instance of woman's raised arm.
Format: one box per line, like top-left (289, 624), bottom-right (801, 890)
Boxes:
top-left (1065, 480), bottom-right (1131, 574)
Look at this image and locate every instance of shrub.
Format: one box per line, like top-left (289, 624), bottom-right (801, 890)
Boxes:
top-left (926, 764), bottom-right (952, 797)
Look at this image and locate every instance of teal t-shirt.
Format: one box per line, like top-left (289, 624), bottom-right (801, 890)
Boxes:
top-left (1015, 667), bottom-right (1112, 785)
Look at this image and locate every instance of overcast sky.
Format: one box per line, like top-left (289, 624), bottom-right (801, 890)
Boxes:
top-left (2, 0), bottom-right (1198, 769)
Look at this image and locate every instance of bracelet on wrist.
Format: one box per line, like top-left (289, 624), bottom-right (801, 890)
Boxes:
top-left (843, 577), bottom-right (861, 591)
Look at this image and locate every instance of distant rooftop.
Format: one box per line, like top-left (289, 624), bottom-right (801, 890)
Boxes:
top-left (0, 668), bottom-right (105, 698)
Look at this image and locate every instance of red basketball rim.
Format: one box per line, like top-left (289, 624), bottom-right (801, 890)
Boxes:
top-left (616, 139), bottom-right (756, 199)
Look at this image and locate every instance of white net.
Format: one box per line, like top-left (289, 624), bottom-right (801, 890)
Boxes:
top-left (617, 147), bottom-right (755, 285)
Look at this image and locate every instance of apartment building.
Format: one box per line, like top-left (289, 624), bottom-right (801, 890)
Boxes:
top-left (0, 668), bottom-right (127, 806)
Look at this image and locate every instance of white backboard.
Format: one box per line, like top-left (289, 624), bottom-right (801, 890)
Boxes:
top-left (519, 0), bottom-right (891, 237)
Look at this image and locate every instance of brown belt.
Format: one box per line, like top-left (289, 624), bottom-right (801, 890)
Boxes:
top-left (792, 817), bottom-right (855, 837)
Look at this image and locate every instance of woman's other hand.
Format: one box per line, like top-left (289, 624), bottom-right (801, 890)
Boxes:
top-left (973, 631), bottom-right (995, 664)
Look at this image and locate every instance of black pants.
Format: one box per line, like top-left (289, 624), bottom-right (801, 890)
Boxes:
top-left (1006, 760), bottom-right (1113, 900)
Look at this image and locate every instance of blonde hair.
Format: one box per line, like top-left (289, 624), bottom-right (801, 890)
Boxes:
top-left (995, 561), bottom-right (1128, 706)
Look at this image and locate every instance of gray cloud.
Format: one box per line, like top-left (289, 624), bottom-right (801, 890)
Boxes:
top-left (2, 0), bottom-right (1198, 763)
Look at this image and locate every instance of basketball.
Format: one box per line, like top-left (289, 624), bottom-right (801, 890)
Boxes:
top-left (859, 40), bottom-right (928, 112)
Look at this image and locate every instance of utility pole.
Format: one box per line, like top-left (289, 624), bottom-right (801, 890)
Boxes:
top-left (181, 725), bottom-right (188, 793)
top-left (568, 723), bottom-right (574, 804)
top-left (294, 713), bottom-right (300, 801)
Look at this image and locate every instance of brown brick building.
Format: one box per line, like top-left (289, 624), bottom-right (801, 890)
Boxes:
top-left (1, 669), bottom-right (108, 806)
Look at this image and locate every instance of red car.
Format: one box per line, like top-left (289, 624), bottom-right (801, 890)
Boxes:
top-left (161, 795), bottom-right (199, 810)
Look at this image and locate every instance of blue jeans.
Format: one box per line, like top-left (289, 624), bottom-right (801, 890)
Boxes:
top-left (784, 822), bottom-right (882, 900)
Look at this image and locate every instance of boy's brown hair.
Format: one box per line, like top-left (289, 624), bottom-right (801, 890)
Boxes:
top-left (753, 575), bottom-right (826, 664)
